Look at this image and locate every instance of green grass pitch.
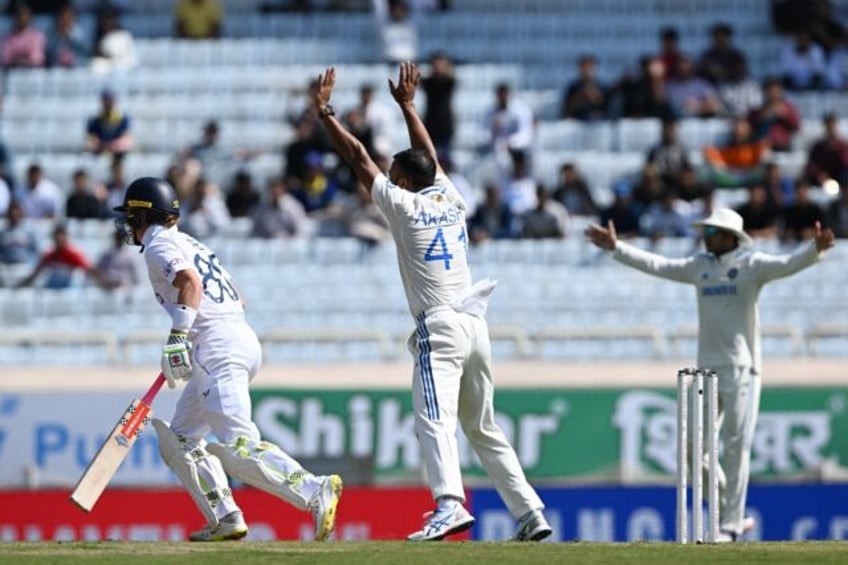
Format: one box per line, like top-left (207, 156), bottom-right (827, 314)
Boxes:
top-left (1, 541), bottom-right (847, 564)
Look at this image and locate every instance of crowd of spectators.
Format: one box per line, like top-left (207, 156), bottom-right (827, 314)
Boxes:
top-left (0, 0), bottom-right (848, 291)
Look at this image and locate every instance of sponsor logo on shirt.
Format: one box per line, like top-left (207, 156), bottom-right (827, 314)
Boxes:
top-left (702, 284), bottom-right (737, 296)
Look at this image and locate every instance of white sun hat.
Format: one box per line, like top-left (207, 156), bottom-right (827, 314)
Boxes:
top-left (691, 208), bottom-right (753, 246)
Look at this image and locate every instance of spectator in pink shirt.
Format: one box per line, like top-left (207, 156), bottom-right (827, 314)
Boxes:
top-left (2, 3), bottom-right (46, 68)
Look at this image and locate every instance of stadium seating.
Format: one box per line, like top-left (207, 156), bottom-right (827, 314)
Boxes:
top-left (0, 2), bottom-right (845, 365)
top-left (0, 221), bottom-right (844, 364)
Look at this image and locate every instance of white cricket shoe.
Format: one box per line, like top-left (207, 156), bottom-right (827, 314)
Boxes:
top-left (513, 510), bottom-right (553, 542)
top-left (309, 474), bottom-right (344, 541)
top-left (189, 511), bottom-right (248, 542)
top-left (715, 515), bottom-right (756, 543)
top-left (407, 504), bottom-right (475, 541)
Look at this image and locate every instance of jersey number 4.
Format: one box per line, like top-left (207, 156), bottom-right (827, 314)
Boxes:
top-left (424, 227), bottom-right (467, 270)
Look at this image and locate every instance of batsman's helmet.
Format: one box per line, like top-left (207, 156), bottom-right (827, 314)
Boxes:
top-left (114, 177), bottom-right (180, 245)
top-left (114, 176), bottom-right (181, 217)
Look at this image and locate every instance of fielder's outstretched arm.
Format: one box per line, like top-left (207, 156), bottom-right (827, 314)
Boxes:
top-left (312, 67), bottom-right (381, 193)
top-left (388, 61), bottom-right (444, 176)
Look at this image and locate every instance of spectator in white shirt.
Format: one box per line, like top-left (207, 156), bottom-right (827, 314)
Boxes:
top-left (181, 177), bottom-right (231, 239)
top-left (718, 59), bottom-right (763, 117)
top-left (484, 83), bottom-right (536, 173)
top-left (18, 164), bottom-right (62, 220)
top-left (666, 56), bottom-right (723, 118)
top-left (90, 7), bottom-right (138, 74)
top-left (358, 84), bottom-right (394, 158)
top-left (250, 176), bottom-right (312, 239)
top-left (373, 0), bottom-right (418, 65)
top-left (826, 36), bottom-right (848, 90)
top-left (780, 31), bottom-right (827, 90)
top-left (0, 176), bottom-right (10, 217)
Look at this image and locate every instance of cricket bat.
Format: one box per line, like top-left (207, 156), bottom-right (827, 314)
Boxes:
top-left (70, 372), bottom-right (167, 512)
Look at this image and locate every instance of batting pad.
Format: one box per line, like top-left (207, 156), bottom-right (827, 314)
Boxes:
top-left (207, 439), bottom-right (313, 510)
top-left (152, 419), bottom-right (238, 525)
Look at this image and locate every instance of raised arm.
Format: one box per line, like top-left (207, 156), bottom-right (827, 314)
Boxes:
top-left (389, 61), bottom-right (444, 176)
top-left (754, 221), bottom-right (835, 284)
top-left (585, 220), bottom-right (696, 283)
top-left (313, 67), bottom-right (382, 193)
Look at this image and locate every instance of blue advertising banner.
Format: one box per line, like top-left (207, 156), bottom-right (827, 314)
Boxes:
top-left (470, 484), bottom-right (848, 542)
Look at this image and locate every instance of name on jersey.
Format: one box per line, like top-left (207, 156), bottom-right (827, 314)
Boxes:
top-left (701, 284), bottom-right (737, 296)
top-left (413, 207), bottom-right (464, 227)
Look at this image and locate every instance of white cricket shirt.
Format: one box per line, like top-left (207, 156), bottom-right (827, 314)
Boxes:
top-left (141, 225), bottom-right (244, 333)
top-left (613, 240), bottom-right (822, 373)
top-left (372, 173), bottom-right (472, 317)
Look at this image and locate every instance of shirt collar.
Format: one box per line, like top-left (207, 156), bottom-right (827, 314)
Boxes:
top-left (141, 224), bottom-right (170, 248)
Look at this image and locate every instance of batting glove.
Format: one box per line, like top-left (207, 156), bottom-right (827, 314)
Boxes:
top-left (162, 331), bottom-right (192, 388)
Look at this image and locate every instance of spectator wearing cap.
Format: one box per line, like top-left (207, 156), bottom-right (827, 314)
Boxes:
top-left (291, 152), bottom-right (340, 214)
top-left (1, 2), bottom-right (46, 68)
top-left (86, 89), bottom-right (134, 158)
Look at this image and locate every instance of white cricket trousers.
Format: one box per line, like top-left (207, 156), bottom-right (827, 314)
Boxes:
top-left (170, 321), bottom-right (264, 444)
top-left (409, 307), bottom-right (544, 519)
top-left (169, 321), bottom-right (321, 516)
top-left (711, 365), bottom-right (761, 535)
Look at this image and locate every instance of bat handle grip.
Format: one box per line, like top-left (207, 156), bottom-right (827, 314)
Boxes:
top-left (141, 373), bottom-right (167, 405)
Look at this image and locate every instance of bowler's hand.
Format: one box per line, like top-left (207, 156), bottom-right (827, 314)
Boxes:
top-left (813, 221), bottom-right (835, 252)
top-left (388, 61), bottom-right (420, 106)
top-left (585, 220), bottom-right (618, 251)
top-left (312, 67), bottom-right (336, 111)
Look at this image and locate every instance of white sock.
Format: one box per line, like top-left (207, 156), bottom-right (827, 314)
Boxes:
top-left (437, 496), bottom-right (461, 512)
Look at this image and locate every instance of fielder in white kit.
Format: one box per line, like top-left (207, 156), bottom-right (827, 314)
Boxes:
top-left (114, 177), bottom-right (343, 542)
top-left (313, 63), bottom-right (550, 541)
top-left (586, 208), bottom-right (835, 541)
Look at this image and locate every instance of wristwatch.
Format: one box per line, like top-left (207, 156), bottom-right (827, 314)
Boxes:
top-left (318, 104), bottom-right (335, 117)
